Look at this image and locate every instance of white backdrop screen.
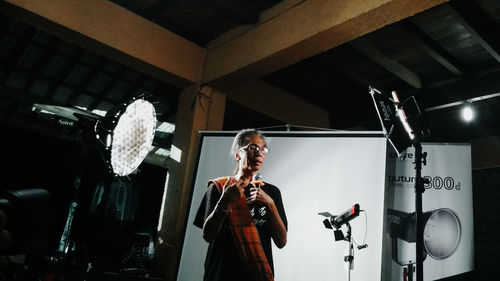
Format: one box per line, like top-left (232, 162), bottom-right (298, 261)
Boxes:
top-left (178, 132), bottom-right (388, 281)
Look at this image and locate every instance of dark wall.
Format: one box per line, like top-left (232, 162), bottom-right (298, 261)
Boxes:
top-left (0, 123), bottom-right (166, 263)
top-left (0, 123), bottom-right (84, 252)
top-left (441, 166), bottom-right (500, 281)
top-left (472, 166), bottom-right (500, 280)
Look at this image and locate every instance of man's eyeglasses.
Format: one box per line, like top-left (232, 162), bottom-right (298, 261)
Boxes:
top-left (240, 143), bottom-right (270, 155)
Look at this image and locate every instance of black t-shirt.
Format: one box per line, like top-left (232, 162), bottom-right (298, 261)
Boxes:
top-left (194, 181), bottom-right (288, 281)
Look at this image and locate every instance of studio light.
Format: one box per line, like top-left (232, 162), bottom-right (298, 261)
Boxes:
top-left (95, 96), bottom-right (157, 177)
top-left (387, 208), bottom-right (461, 265)
top-left (320, 204), bottom-right (360, 230)
top-left (461, 103), bottom-right (474, 122)
top-left (320, 205), bottom-right (360, 242)
top-left (33, 95), bottom-right (158, 268)
top-left (319, 204), bottom-right (365, 281)
top-left (370, 86), bottom-right (431, 281)
top-left (423, 209), bottom-right (461, 260)
top-left (34, 95), bottom-right (158, 177)
top-left (29, 95), bottom-right (159, 280)
top-left (369, 87), bottom-right (430, 156)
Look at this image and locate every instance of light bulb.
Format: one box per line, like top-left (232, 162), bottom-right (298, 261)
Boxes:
top-left (461, 104), bottom-right (474, 122)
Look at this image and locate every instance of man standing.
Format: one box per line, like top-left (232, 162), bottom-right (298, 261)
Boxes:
top-left (194, 129), bottom-right (287, 281)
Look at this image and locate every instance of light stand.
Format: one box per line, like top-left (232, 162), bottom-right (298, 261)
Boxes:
top-left (369, 86), bottom-right (430, 281)
top-left (345, 222), bottom-right (354, 281)
top-left (393, 93), bottom-right (429, 281)
top-left (46, 116), bottom-right (98, 280)
top-left (319, 204), bottom-right (363, 281)
top-left (413, 140), bottom-right (426, 281)
top-left (34, 95), bottom-right (157, 280)
top-left (54, 145), bottom-right (88, 259)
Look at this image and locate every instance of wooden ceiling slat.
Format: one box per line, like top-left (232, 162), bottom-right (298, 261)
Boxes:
top-left (141, 0), bottom-right (177, 20)
top-left (420, 70), bottom-right (500, 108)
top-left (67, 56), bottom-right (107, 107)
top-left (315, 51), bottom-right (379, 91)
top-left (117, 74), bottom-right (149, 105)
top-left (0, 83), bottom-right (53, 105)
top-left (40, 48), bottom-right (86, 106)
top-left (212, 0), bottom-right (259, 24)
top-left (398, 20), bottom-right (464, 76)
top-left (446, 2), bottom-right (500, 64)
top-left (349, 38), bottom-right (422, 88)
top-left (0, 26), bottom-right (37, 85)
top-left (0, 0), bottom-right (205, 87)
top-left (203, 0), bottom-right (448, 89)
top-left (21, 38), bottom-right (62, 99)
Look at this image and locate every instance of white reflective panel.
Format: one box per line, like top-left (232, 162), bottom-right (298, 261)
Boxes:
top-left (111, 99), bottom-right (156, 176)
top-left (424, 208), bottom-right (461, 260)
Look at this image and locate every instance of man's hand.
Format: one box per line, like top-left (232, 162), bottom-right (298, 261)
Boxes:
top-left (219, 178), bottom-right (250, 207)
top-left (247, 187), bottom-right (274, 207)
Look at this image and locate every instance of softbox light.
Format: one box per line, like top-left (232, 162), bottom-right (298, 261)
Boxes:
top-left (369, 87), bottom-right (410, 155)
top-left (95, 96), bottom-right (157, 177)
top-left (369, 87), bottom-right (430, 156)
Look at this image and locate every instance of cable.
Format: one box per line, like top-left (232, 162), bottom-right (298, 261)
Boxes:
top-left (353, 210), bottom-right (368, 249)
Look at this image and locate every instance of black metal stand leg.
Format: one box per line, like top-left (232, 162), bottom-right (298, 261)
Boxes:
top-left (47, 146), bottom-right (89, 280)
top-left (58, 147), bottom-right (87, 254)
top-left (409, 264), bottom-right (414, 281)
top-left (413, 141), bottom-right (426, 281)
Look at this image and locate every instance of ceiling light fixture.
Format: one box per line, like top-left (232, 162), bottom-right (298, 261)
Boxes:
top-left (461, 102), bottom-right (474, 122)
top-left (425, 91), bottom-right (500, 113)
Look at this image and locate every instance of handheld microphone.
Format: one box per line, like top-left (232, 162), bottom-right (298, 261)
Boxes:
top-left (252, 173), bottom-right (263, 189)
